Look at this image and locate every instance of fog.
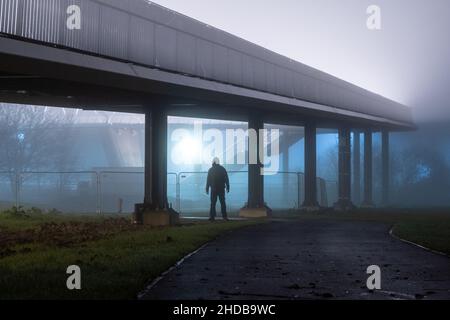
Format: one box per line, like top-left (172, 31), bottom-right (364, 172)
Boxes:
top-left (1, 2), bottom-right (450, 214)
top-left (1, 105), bottom-right (449, 214)
top-left (152, 0), bottom-right (450, 123)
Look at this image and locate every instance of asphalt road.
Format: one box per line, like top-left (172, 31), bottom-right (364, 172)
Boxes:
top-left (142, 219), bottom-right (450, 300)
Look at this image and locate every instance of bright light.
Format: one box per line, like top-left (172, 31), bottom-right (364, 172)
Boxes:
top-left (174, 136), bottom-right (202, 165)
top-left (17, 132), bottom-right (25, 142)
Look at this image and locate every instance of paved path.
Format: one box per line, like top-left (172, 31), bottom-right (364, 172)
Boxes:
top-left (143, 220), bottom-right (450, 300)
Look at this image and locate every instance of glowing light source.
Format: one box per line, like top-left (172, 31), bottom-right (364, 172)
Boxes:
top-left (17, 132), bottom-right (25, 142)
top-left (174, 135), bottom-right (202, 165)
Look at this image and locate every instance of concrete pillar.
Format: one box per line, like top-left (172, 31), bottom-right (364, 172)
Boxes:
top-left (361, 129), bottom-right (374, 207)
top-left (352, 131), bottom-right (361, 205)
top-left (302, 122), bottom-right (319, 210)
top-left (240, 114), bottom-right (270, 218)
top-left (134, 107), bottom-right (179, 226)
top-left (381, 130), bottom-right (390, 206)
top-left (281, 133), bottom-right (290, 204)
top-left (248, 115), bottom-right (264, 208)
top-left (334, 127), bottom-right (354, 210)
top-left (144, 109), bottom-right (168, 208)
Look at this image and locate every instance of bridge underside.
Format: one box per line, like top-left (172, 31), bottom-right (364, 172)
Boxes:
top-left (0, 37), bottom-right (408, 225)
top-left (0, 36), bottom-right (413, 130)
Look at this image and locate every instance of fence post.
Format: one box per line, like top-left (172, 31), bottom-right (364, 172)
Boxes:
top-left (176, 173), bottom-right (181, 212)
top-left (297, 172), bottom-right (301, 209)
top-left (319, 178), bottom-right (328, 207)
top-left (15, 171), bottom-right (20, 208)
top-left (96, 172), bottom-right (101, 214)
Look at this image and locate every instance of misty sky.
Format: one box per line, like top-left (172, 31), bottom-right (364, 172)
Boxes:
top-left (151, 0), bottom-right (450, 122)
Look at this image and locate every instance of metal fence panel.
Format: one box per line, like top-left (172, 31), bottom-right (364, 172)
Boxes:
top-left (178, 171), bottom-right (247, 215)
top-left (325, 180), bottom-right (338, 207)
top-left (265, 172), bottom-right (299, 209)
top-left (167, 172), bottom-right (177, 210)
top-left (18, 172), bottom-right (98, 213)
top-left (178, 171), bottom-right (208, 213)
top-left (99, 171), bottom-right (143, 214)
top-left (0, 171), bottom-right (16, 209)
top-left (0, 169), bottom-right (337, 214)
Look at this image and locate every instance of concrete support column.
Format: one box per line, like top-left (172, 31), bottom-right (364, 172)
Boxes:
top-left (381, 130), bottom-right (390, 206)
top-left (352, 131), bottom-right (361, 205)
top-left (334, 127), bottom-right (354, 210)
top-left (144, 109), bottom-right (168, 209)
top-left (362, 129), bottom-right (374, 207)
top-left (134, 107), bottom-right (179, 226)
top-left (240, 114), bottom-right (270, 218)
top-left (302, 121), bottom-right (319, 210)
top-left (248, 115), bottom-right (264, 208)
top-left (281, 133), bottom-right (290, 203)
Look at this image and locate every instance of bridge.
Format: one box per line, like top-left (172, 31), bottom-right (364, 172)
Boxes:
top-left (0, 0), bottom-right (414, 225)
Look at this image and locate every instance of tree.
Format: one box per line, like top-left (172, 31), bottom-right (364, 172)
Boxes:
top-left (0, 104), bottom-right (78, 194)
top-left (390, 145), bottom-right (450, 207)
top-left (319, 140), bottom-right (339, 182)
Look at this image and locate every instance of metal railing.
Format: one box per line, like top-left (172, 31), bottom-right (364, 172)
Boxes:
top-left (0, 171), bottom-right (100, 213)
top-left (0, 170), bottom-right (337, 214)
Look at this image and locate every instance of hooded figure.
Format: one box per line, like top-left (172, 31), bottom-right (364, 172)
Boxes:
top-left (206, 157), bottom-right (230, 221)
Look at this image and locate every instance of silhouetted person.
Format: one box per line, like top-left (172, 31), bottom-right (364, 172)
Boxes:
top-left (206, 157), bottom-right (230, 221)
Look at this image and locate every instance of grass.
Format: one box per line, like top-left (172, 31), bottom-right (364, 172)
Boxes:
top-left (338, 210), bottom-right (450, 256)
top-left (393, 219), bottom-right (450, 255)
top-left (0, 210), bottom-right (264, 300)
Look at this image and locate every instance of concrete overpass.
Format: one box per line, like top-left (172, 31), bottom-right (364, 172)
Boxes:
top-left (0, 0), bottom-right (414, 224)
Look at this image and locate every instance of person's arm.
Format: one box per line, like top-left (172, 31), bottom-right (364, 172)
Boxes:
top-left (206, 169), bottom-right (211, 194)
top-left (225, 169), bottom-right (230, 193)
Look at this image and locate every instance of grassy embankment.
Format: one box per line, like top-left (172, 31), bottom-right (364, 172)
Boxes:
top-left (0, 207), bottom-right (263, 299)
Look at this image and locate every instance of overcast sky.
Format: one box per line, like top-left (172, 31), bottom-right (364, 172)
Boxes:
top-left (151, 0), bottom-right (450, 122)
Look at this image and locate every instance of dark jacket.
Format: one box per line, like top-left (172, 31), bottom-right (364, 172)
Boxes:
top-left (206, 164), bottom-right (230, 193)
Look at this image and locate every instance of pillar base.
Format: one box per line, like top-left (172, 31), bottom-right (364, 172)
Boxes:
top-left (239, 206), bottom-right (271, 218)
top-left (301, 200), bottom-right (321, 212)
top-left (360, 201), bottom-right (375, 209)
top-left (301, 205), bottom-right (321, 212)
top-left (133, 203), bottom-right (180, 226)
top-left (333, 199), bottom-right (355, 212)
